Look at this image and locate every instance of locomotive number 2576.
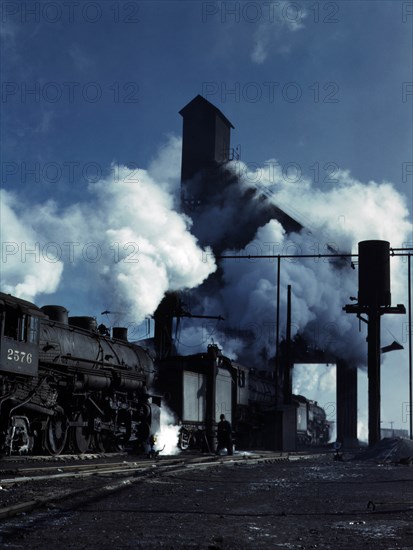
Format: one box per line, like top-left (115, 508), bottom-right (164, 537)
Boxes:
top-left (7, 349), bottom-right (33, 364)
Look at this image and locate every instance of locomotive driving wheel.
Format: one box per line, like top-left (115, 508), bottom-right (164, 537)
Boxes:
top-left (113, 409), bottom-right (132, 451)
top-left (44, 406), bottom-right (68, 455)
top-left (92, 416), bottom-right (111, 452)
top-left (93, 431), bottom-right (112, 452)
top-left (71, 411), bottom-right (92, 454)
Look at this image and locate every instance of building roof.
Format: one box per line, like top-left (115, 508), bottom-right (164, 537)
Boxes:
top-left (179, 95), bottom-right (235, 129)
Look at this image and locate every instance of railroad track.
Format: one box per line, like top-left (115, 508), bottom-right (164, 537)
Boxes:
top-left (0, 451), bottom-right (294, 521)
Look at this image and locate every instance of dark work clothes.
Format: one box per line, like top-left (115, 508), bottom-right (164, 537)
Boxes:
top-left (217, 419), bottom-right (233, 455)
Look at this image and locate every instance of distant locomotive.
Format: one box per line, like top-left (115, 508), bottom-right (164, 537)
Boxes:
top-left (0, 292), bottom-right (160, 455)
top-left (294, 394), bottom-right (331, 446)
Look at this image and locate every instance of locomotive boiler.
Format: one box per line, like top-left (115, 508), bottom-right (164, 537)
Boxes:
top-left (0, 292), bottom-right (160, 455)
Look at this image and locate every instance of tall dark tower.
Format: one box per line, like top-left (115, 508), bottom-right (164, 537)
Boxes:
top-left (179, 95), bottom-right (301, 254)
top-left (180, 95), bottom-right (235, 213)
top-left (345, 240), bottom-right (405, 446)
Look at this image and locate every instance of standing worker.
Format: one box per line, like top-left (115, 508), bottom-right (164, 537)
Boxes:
top-left (216, 414), bottom-right (233, 455)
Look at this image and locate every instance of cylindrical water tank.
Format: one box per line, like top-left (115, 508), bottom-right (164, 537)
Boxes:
top-left (358, 240), bottom-right (391, 307)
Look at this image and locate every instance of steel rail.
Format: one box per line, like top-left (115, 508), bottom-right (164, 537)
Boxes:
top-left (0, 452), bottom-right (291, 520)
top-left (0, 452), bottom-right (290, 485)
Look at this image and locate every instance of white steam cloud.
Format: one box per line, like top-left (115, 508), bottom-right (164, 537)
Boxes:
top-left (177, 159), bottom-right (412, 370)
top-left (156, 406), bottom-right (181, 455)
top-left (1, 189), bottom-right (64, 299)
top-left (1, 137), bottom-right (216, 321)
top-left (174, 158), bottom-right (411, 432)
top-left (250, 2), bottom-right (307, 64)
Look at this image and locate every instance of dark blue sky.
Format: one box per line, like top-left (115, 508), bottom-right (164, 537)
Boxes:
top-left (1, 0), bottom-right (412, 213)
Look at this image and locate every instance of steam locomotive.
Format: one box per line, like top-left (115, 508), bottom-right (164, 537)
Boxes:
top-left (0, 292), bottom-right (159, 455)
top-left (294, 394), bottom-right (331, 446)
top-left (0, 292), bottom-right (331, 455)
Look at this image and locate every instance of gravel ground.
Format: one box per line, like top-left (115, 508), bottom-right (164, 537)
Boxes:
top-left (0, 453), bottom-right (412, 549)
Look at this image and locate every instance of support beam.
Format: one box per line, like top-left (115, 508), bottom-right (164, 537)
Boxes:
top-left (367, 310), bottom-right (381, 446)
top-left (284, 284), bottom-right (293, 404)
top-left (336, 360), bottom-right (358, 448)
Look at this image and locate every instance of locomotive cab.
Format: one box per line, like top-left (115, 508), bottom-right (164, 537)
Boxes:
top-left (0, 293), bottom-right (45, 377)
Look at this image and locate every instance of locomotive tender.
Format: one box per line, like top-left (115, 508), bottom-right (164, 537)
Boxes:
top-left (156, 345), bottom-right (250, 452)
top-left (0, 292), bottom-right (160, 455)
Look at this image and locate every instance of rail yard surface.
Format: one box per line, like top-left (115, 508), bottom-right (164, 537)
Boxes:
top-left (0, 451), bottom-right (412, 549)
